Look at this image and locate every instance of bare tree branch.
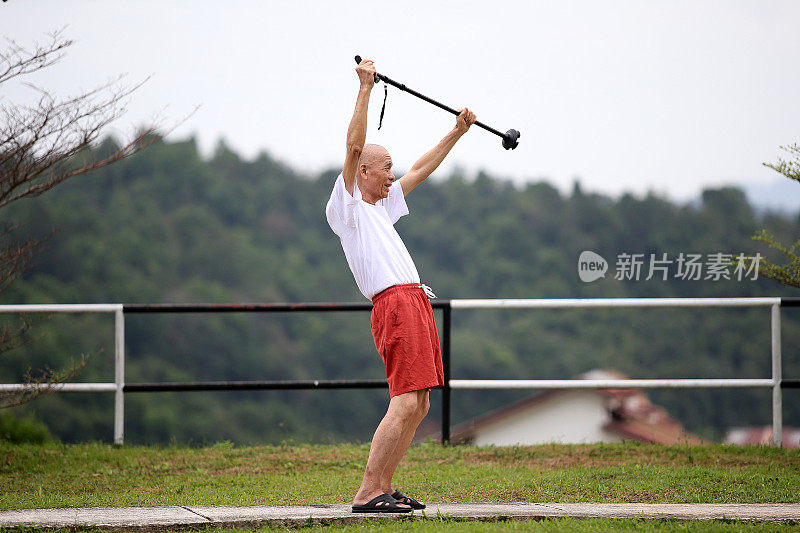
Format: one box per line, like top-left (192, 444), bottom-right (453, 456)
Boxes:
top-left (0, 31), bottom-right (166, 409)
top-left (0, 352), bottom-right (94, 409)
top-left (0, 223), bottom-right (54, 294)
top-left (0, 74), bottom-right (159, 208)
top-left (0, 314), bottom-right (36, 358)
top-left (0, 29), bottom-right (72, 86)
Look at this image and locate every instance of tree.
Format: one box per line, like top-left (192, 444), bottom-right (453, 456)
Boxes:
top-left (751, 144), bottom-right (800, 290)
top-left (0, 30), bottom-right (158, 408)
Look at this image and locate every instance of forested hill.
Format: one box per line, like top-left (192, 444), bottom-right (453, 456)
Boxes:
top-left (1, 137), bottom-right (798, 444)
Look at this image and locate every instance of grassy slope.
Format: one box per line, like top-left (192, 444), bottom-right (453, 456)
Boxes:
top-left (2, 441), bottom-right (798, 511)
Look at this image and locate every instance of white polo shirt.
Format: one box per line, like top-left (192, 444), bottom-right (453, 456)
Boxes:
top-left (326, 173), bottom-right (420, 300)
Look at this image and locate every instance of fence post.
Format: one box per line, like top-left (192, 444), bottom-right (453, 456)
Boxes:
top-left (771, 303), bottom-right (782, 448)
top-left (114, 306), bottom-right (125, 446)
top-left (441, 303), bottom-right (451, 444)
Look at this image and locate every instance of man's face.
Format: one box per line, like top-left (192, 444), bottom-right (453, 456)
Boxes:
top-left (359, 148), bottom-right (395, 203)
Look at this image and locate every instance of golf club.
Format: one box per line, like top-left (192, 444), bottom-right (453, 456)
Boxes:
top-left (354, 55), bottom-right (520, 150)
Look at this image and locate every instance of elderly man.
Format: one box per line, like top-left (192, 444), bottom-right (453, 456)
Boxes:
top-left (326, 58), bottom-right (476, 513)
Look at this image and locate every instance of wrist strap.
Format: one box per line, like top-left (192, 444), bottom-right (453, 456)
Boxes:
top-left (378, 82), bottom-right (388, 130)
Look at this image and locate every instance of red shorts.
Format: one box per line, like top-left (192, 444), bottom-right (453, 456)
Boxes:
top-left (371, 283), bottom-right (445, 397)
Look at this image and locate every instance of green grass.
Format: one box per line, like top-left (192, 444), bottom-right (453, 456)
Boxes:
top-left (3, 519), bottom-right (800, 533)
top-left (196, 519), bottom-right (800, 532)
top-left (2, 440), bottom-right (798, 512)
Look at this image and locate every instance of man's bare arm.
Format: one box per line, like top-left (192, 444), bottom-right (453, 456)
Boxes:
top-left (343, 60), bottom-right (375, 195)
top-left (399, 108), bottom-right (476, 196)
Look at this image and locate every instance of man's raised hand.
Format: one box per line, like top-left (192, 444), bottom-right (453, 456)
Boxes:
top-left (343, 59), bottom-right (375, 194)
top-left (455, 108), bottom-right (477, 133)
top-left (356, 59), bottom-right (376, 90)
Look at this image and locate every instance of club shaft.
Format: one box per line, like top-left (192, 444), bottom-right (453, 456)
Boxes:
top-left (376, 73), bottom-right (503, 138)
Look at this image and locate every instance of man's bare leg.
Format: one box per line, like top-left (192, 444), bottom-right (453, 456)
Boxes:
top-left (380, 390), bottom-right (429, 493)
top-left (352, 391), bottom-right (423, 506)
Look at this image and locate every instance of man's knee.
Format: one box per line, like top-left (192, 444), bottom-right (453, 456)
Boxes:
top-left (389, 390), bottom-right (430, 422)
top-left (416, 390), bottom-right (430, 419)
top-left (389, 391), bottom-right (422, 421)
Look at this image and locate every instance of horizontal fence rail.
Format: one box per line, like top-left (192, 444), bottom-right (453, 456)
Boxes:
top-left (450, 297), bottom-right (782, 308)
top-left (124, 302), bottom-right (450, 313)
top-left (449, 379), bottom-right (775, 389)
top-left (1, 297), bottom-right (796, 446)
top-left (0, 304), bottom-right (123, 313)
top-left (123, 379), bottom-right (389, 392)
top-left (0, 383), bottom-right (118, 392)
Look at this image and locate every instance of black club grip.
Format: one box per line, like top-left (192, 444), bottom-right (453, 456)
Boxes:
top-left (354, 55), bottom-right (380, 83)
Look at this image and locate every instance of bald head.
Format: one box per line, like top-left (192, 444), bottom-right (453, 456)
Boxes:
top-left (355, 143), bottom-right (395, 204)
top-left (358, 144), bottom-right (389, 168)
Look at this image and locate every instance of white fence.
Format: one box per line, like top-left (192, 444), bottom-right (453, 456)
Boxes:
top-left (0, 297), bottom-right (790, 446)
top-left (0, 304), bottom-right (125, 444)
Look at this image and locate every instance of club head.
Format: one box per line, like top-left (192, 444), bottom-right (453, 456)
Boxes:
top-left (502, 129), bottom-right (520, 150)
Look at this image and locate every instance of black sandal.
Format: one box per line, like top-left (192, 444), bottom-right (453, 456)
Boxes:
top-left (391, 489), bottom-right (426, 510)
top-left (352, 492), bottom-right (413, 513)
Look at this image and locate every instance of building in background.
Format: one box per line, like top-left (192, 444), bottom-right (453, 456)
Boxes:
top-left (418, 369), bottom-right (706, 446)
top-left (725, 426), bottom-right (799, 449)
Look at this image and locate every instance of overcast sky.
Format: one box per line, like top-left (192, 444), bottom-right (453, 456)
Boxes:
top-left (3, 1), bottom-right (799, 202)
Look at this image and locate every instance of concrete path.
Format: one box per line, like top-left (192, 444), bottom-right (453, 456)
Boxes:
top-left (1, 503), bottom-right (798, 530)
